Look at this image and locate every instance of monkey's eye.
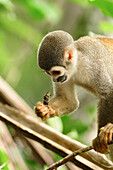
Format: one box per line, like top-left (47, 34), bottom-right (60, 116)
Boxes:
top-left (45, 71), bottom-right (51, 75)
top-left (52, 70), bottom-right (61, 75)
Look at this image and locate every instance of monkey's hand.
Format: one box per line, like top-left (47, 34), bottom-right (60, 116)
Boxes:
top-left (35, 102), bottom-right (58, 121)
top-left (92, 123), bottom-right (113, 154)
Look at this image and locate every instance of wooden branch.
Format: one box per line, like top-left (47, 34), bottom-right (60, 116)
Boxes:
top-left (26, 138), bottom-right (55, 166)
top-left (0, 103), bottom-right (113, 170)
top-left (0, 76), bottom-right (113, 169)
top-left (0, 121), bottom-right (29, 170)
top-left (0, 76), bottom-right (33, 114)
top-left (47, 146), bottom-right (93, 170)
top-left (0, 103), bottom-right (90, 169)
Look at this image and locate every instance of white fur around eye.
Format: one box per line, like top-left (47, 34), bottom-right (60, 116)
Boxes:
top-left (64, 51), bottom-right (69, 61)
top-left (73, 49), bottom-right (78, 63)
top-left (71, 49), bottom-right (78, 73)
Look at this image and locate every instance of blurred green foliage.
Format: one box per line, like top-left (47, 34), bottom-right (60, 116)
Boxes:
top-left (88, 0), bottom-right (113, 18)
top-left (47, 117), bottom-right (63, 133)
top-left (0, 149), bottom-right (9, 170)
top-left (99, 21), bottom-right (113, 33)
top-left (62, 115), bottom-right (88, 141)
top-left (67, 0), bottom-right (88, 6)
top-left (17, 0), bottom-right (62, 23)
top-left (23, 152), bottom-right (42, 170)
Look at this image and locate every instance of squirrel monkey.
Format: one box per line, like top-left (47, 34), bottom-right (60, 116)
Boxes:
top-left (35, 30), bottom-right (113, 160)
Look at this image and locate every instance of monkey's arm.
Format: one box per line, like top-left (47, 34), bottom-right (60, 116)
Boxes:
top-left (49, 81), bottom-right (79, 116)
top-left (93, 90), bottom-right (113, 154)
top-left (35, 81), bottom-right (79, 121)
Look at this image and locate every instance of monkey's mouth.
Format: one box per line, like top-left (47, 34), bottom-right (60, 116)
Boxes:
top-left (53, 74), bottom-right (67, 83)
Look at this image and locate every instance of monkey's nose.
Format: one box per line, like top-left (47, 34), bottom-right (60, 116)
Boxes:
top-left (50, 66), bottom-right (65, 77)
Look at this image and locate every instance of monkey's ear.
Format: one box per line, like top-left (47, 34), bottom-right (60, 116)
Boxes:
top-left (64, 49), bottom-right (74, 62)
top-left (68, 51), bottom-right (73, 60)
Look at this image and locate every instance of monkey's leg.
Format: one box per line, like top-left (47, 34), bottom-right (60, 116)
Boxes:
top-left (92, 92), bottom-right (113, 156)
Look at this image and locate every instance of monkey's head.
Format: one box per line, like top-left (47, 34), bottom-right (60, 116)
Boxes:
top-left (38, 30), bottom-right (78, 83)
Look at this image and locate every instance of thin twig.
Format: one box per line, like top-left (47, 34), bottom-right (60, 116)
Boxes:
top-left (47, 146), bottom-right (93, 170)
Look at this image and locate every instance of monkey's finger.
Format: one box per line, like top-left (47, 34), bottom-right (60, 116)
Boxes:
top-left (100, 129), bottom-right (109, 146)
top-left (100, 140), bottom-right (109, 153)
top-left (37, 107), bottom-right (49, 117)
top-left (93, 136), bottom-right (109, 154)
top-left (98, 139), bottom-right (109, 153)
top-left (98, 131), bottom-right (110, 153)
top-left (42, 113), bottom-right (50, 121)
top-left (100, 123), bottom-right (113, 133)
top-left (48, 106), bottom-right (56, 115)
top-left (99, 123), bottom-right (113, 145)
top-left (99, 132), bottom-right (106, 145)
top-left (36, 102), bottom-right (44, 106)
top-left (99, 124), bottom-right (110, 142)
top-left (104, 124), bottom-right (113, 144)
top-left (108, 127), bottom-right (113, 144)
top-left (92, 137), bottom-right (101, 152)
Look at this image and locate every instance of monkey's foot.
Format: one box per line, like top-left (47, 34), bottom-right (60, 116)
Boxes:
top-left (92, 123), bottom-right (113, 154)
top-left (35, 102), bottom-right (56, 121)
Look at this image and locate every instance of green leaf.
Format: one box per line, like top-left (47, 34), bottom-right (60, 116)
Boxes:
top-left (47, 117), bottom-right (63, 132)
top-left (67, 129), bottom-right (79, 139)
top-left (88, 0), bottom-right (113, 18)
top-left (0, 149), bottom-right (9, 170)
top-left (99, 21), bottom-right (113, 33)
top-left (62, 115), bottom-right (88, 135)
